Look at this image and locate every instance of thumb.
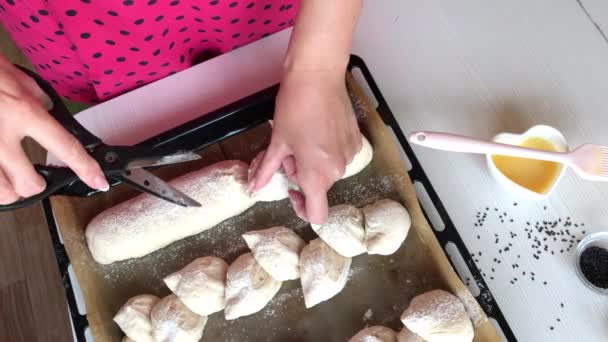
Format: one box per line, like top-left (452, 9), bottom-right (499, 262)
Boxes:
top-left (251, 140), bottom-right (289, 191)
top-left (298, 171), bottom-right (330, 224)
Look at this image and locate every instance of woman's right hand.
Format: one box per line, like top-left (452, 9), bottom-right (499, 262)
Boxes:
top-left (0, 55), bottom-right (108, 205)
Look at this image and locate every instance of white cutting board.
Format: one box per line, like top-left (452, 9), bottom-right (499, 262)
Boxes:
top-left (55, 1), bottom-right (608, 341)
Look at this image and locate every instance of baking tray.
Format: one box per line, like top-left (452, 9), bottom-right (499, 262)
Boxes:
top-left (42, 55), bottom-right (516, 341)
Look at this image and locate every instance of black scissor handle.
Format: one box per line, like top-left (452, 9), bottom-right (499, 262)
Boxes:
top-left (0, 165), bottom-right (79, 211)
top-left (16, 65), bottom-right (102, 149)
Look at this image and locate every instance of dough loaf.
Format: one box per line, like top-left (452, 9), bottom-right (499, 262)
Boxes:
top-left (400, 289), bottom-right (473, 342)
top-left (349, 325), bottom-right (398, 342)
top-left (363, 199), bottom-right (411, 255)
top-left (397, 327), bottom-right (426, 342)
top-left (224, 252), bottom-right (282, 320)
top-left (242, 226), bottom-right (306, 281)
top-left (150, 294), bottom-right (207, 342)
top-left (311, 204), bottom-right (366, 257)
top-left (164, 256), bottom-right (228, 316)
top-left (299, 238), bottom-right (352, 308)
top-left (113, 294), bottom-right (159, 342)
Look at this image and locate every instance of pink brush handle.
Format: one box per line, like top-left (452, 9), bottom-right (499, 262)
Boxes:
top-left (408, 131), bottom-right (569, 164)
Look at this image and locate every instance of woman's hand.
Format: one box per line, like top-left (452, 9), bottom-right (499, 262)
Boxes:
top-left (250, 69), bottom-right (361, 224)
top-left (0, 55), bottom-right (108, 204)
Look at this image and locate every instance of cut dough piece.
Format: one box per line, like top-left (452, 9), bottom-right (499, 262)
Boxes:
top-left (164, 256), bottom-right (228, 316)
top-left (113, 294), bottom-right (160, 342)
top-left (224, 252), bottom-right (282, 320)
top-left (363, 199), bottom-right (411, 255)
top-left (349, 326), bottom-right (398, 342)
top-left (400, 290), bottom-right (474, 342)
top-left (397, 327), bottom-right (426, 342)
top-left (242, 227), bottom-right (306, 281)
top-left (248, 150), bottom-right (291, 202)
top-left (150, 294), bottom-right (207, 342)
top-left (311, 204), bottom-right (366, 257)
top-left (86, 160), bottom-right (257, 264)
top-left (343, 135), bottom-right (374, 178)
top-left (299, 238), bottom-right (352, 308)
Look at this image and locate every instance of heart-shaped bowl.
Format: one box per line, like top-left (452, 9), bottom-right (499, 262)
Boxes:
top-left (486, 125), bottom-right (568, 200)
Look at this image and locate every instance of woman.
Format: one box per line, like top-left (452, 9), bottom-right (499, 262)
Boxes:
top-left (0, 0), bottom-right (362, 224)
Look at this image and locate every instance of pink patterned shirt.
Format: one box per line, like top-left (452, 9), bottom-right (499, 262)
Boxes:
top-left (0, 0), bottom-right (298, 103)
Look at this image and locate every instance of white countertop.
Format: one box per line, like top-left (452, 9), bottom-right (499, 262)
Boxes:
top-left (59, 1), bottom-right (608, 341)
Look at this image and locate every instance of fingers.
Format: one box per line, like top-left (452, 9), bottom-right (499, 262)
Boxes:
top-left (288, 189), bottom-right (307, 221)
top-left (26, 109), bottom-right (109, 191)
top-left (282, 156), bottom-right (297, 183)
top-left (0, 142), bottom-right (46, 198)
top-left (298, 170), bottom-right (330, 224)
top-left (251, 140), bottom-right (289, 191)
top-left (0, 169), bottom-right (18, 205)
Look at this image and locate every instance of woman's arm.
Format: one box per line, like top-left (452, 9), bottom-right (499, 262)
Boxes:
top-left (251, 0), bottom-right (363, 224)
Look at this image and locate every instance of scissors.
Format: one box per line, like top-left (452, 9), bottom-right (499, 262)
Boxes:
top-left (0, 66), bottom-right (202, 211)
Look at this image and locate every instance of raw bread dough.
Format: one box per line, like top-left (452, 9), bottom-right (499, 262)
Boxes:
top-left (343, 135), bottom-right (374, 178)
top-left (349, 326), bottom-right (398, 342)
top-left (122, 337), bottom-right (136, 342)
top-left (363, 199), bottom-right (411, 255)
top-left (242, 226), bottom-right (306, 281)
top-left (311, 204), bottom-right (366, 257)
top-left (400, 290), bottom-right (473, 342)
top-left (299, 238), bottom-right (352, 308)
top-left (164, 256), bottom-right (228, 316)
top-left (397, 327), bottom-right (426, 342)
top-left (113, 294), bottom-right (160, 342)
top-left (86, 161), bottom-right (257, 264)
top-left (150, 294), bottom-right (207, 342)
top-left (224, 252), bottom-right (282, 320)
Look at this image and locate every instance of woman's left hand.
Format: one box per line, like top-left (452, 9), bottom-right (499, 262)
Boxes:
top-left (250, 68), bottom-right (361, 224)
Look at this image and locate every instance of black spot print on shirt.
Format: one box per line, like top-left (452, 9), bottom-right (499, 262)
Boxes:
top-left (148, 71), bottom-right (157, 76)
top-left (80, 32), bottom-right (91, 39)
top-left (70, 44), bottom-right (78, 51)
top-left (126, 71), bottom-right (136, 76)
top-left (61, 55), bottom-right (70, 60)
top-left (148, 0), bottom-right (157, 5)
top-left (136, 80), bottom-right (145, 85)
top-left (286, 4), bottom-right (293, 10)
top-left (194, 17), bottom-right (203, 23)
top-left (170, 0), bottom-right (179, 5)
top-left (52, 59), bottom-right (61, 64)
top-left (231, 18), bottom-right (239, 24)
top-left (180, 55), bottom-right (185, 63)
top-left (264, 19), bottom-right (271, 25)
top-left (188, 47), bottom-right (194, 54)
top-left (192, 5), bottom-right (200, 11)
top-left (21, 22), bottom-right (30, 29)
top-left (212, 16), bottom-right (221, 20)
top-left (66, 9), bottom-right (77, 16)
top-left (139, 61), bottom-right (149, 66)
top-left (264, 4), bottom-right (271, 10)
top-left (66, 75), bottom-right (74, 80)
top-left (156, 15), bottom-right (164, 22)
top-left (216, 38), bottom-right (223, 43)
top-left (94, 19), bottom-right (104, 25)
top-left (30, 15), bottom-right (39, 23)
top-left (169, 71), bottom-right (177, 76)
top-left (179, 27), bottom-right (188, 32)
top-left (209, 0), bottom-right (219, 5)
top-left (134, 18), bottom-right (144, 25)
top-left (279, 22), bottom-right (286, 27)
top-left (117, 56), bottom-right (126, 62)
top-left (153, 49), bottom-right (160, 56)
top-left (246, 2), bottom-right (254, 9)
top-left (130, 46), bottom-right (140, 52)
top-left (74, 71), bottom-right (83, 76)
top-left (115, 82), bottom-right (123, 87)
top-left (103, 91), bottom-right (111, 96)
top-left (92, 52), bottom-right (102, 58)
top-left (46, 37), bottom-right (55, 42)
top-left (55, 30), bottom-right (64, 36)
top-left (106, 39), bottom-right (116, 45)
top-left (248, 32), bottom-right (255, 38)
top-left (108, 10), bottom-right (118, 16)
top-left (198, 29), bottom-right (206, 32)
top-left (200, 39), bottom-right (208, 43)
top-left (183, 37), bottom-right (191, 43)
top-left (214, 28), bottom-right (222, 32)
top-left (169, 41), bottom-right (175, 49)
top-left (81, 0), bottom-right (91, 3)
top-left (232, 33), bottom-right (240, 38)
top-left (123, 0), bottom-right (134, 6)
top-left (83, 63), bottom-right (89, 69)
top-left (229, 2), bottom-right (238, 7)
top-left (51, 80), bottom-right (59, 85)
top-left (144, 34), bottom-right (153, 41)
top-left (248, 18), bottom-right (255, 24)
top-left (280, 4), bottom-right (285, 11)
top-left (176, 15), bottom-right (184, 20)
top-left (6, 0), bottom-right (15, 6)
top-left (262, 33), bottom-right (270, 37)
top-left (120, 30), bottom-right (130, 36)
top-left (104, 69), bottom-right (113, 75)
top-left (161, 62), bottom-right (170, 67)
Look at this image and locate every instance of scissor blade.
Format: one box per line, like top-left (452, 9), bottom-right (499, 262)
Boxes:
top-left (126, 151), bottom-right (201, 169)
top-left (120, 168), bottom-right (201, 207)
